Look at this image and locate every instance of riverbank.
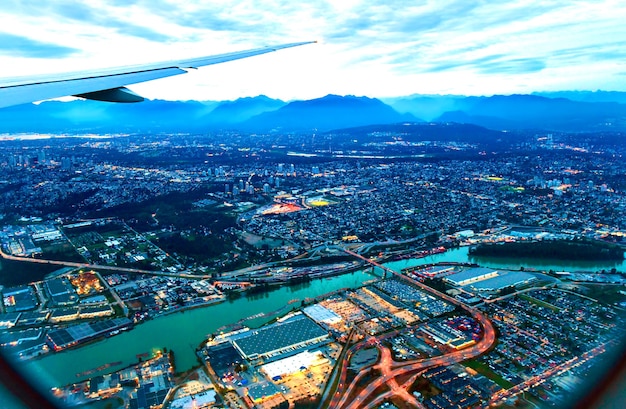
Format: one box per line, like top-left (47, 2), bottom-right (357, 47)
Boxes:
top-left (469, 239), bottom-right (625, 261)
top-left (18, 269), bottom-right (379, 389)
top-left (384, 246), bottom-right (626, 274)
top-left (10, 261), bottom-right (367, 364)
top-left (15, 246), bottom-right (626, 391)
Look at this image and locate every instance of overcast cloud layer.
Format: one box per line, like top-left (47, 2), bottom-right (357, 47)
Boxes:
top-left (0, 0), bottom-right (624, 101)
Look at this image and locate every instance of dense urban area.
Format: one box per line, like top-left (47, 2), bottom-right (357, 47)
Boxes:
top-left (1, 126), bottom-right (626, 409)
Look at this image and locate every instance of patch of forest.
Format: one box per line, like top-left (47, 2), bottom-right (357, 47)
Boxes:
top-left (469, 239), bottom-right (624, 260)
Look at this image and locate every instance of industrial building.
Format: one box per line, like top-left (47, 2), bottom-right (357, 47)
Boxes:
top-left (260, 350), bottom-right (328, 379)
top-left (205, 341), bottom-right (244, 379)
top-left (0, 312), bottom-right (20, 329)
top-left (417, 266), bottom-right (456, 278)
top-left (232, 314), bottom-right (328, 361)
top-left (302, 304), bottom-right (342, 325)
top-left (79, 305), bottom-right (114, 319)
top-left (2, 286), bottom-right (38, 312)
top-left (46, 317), bottom-right (133, 351)
top-left (46, 277), bottom-right (79, 305)
top-left (421, 322), bottom-right (476, 350)
top-left (466, 271), bottom-right (537, 293)
top-left (49, 307), bottom-right (80, 323)
top-left (444, 268), bottom-right (499, 287)
top-left (170, 390), bottom-right (217, 409)
top-left (16, 311), bottom-right (49, 326)
top-left (0, 328), bottom-right (43, 348)
top-left (246, 382), bottom-right (283, 405)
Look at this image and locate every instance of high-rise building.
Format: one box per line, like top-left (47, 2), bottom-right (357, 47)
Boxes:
top-left (61, 157), bottom-right (72, 170)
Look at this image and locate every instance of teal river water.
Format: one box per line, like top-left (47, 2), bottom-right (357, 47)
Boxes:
top-left (14, 246), bottom-right (626, 394)
top-left (385, 246), bottom-right (626, 273)
top-left (18, 269), bottom-right (379, 392)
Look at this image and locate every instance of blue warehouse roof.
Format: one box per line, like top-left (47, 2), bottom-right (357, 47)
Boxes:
top-left (233, 314), bottom-right (327, 359)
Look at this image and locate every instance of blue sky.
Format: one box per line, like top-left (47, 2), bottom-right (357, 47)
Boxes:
top-left (0, 0), bottom-right (625, 101)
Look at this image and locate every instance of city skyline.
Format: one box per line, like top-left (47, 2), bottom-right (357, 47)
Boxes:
top-left (2, 129), bottom-right (626, 409)
top-left (1, 0), bottom-right (625, 102)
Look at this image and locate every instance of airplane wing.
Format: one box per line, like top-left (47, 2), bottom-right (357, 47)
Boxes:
top-left (0, 41), bottom-right (315, 109)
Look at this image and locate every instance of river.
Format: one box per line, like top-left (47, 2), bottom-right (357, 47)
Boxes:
top-left (11, 247), bottom-right (626, 397)
top-left (384, 246), bottom-right (626, 273)
top-left (16, 269), bottom-right (378, 393)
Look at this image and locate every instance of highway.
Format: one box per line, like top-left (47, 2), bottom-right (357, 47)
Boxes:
top-left (335, 319), bottom-right (496, 409)
top-left (327, 248), bottom-right (498, 408)
top-left (0, 246), bottom-right (211, 280)
top-left (486, 342), bottom-right (610, 407)
top-left (329, 247), bottom-right (607, 408)
top-left (319, 328), bottom-right (359, 408)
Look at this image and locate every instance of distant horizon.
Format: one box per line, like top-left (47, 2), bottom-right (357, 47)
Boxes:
top-left (38, 89), bottom-right (626, 106)
top-left (5, 89), bottom-right (626, 135)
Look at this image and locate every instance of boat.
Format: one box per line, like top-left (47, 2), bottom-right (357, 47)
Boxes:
top-left (75, 361), bottom-right (123, 378)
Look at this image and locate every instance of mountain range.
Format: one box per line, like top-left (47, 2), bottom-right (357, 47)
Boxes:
top-left (383, 93), bottom-right (626, 131)
top-left (1, 91), bottom-right (626, 134)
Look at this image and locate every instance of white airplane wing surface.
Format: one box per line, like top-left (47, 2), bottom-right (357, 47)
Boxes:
top-left (0, 41), bottom-right (315, 109)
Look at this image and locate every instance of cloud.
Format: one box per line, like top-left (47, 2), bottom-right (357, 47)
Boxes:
top-left (418, 54), bottom-right (546, 75)
top-left (153, 1), bottom-right (328, 41)
top-left (106, 21), bottom-right (173, 43)
top-left (5, 0), bottom-right (174, 42)
top-left (554, 40), bottom-right (626, 63)
top-left (476, 57), bottom-right (547, 74)
top-left (323, 1), bottom-right (485, 45)
top-left (347, 1), bottom-right (624, 80)
top-left (170, 10), bottom-right (264, 33)
top-left (319, 1), bottom-right (567, 71)
top-left (0, 32), bottom-right (78, 58)
top-left (1, 0), bottom-right (625, 99)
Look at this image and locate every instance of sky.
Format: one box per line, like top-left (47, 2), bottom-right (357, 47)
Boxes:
top-left (0, 0), bottom-right (625, 102)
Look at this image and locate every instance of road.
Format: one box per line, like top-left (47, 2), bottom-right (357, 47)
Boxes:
top-left (334, 316), bottom-right (496, 409)
top-left (94, 270), bottom-right (127, 315)
top-left (318, 328), bottom-right (359, 408)
top-left (0, 246), bottom-right (210, 280)
top-left (325, 248), bottom-right (497, 408)
top-left (485, 343), bottom-right (610, 407)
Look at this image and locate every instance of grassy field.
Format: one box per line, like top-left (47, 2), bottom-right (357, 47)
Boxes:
top-left (581, 283), bottom-right (626, 305)
top-left (240, 231), bottom-right (286, 249)
top-left (0, 258), bottom-right (59, 287)
top-left (519, 293), bottom-right (560, 311)
top-left (464, 359), bottom-right (515, 389)
top-left (40, 242), bottom-right (84, 262)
